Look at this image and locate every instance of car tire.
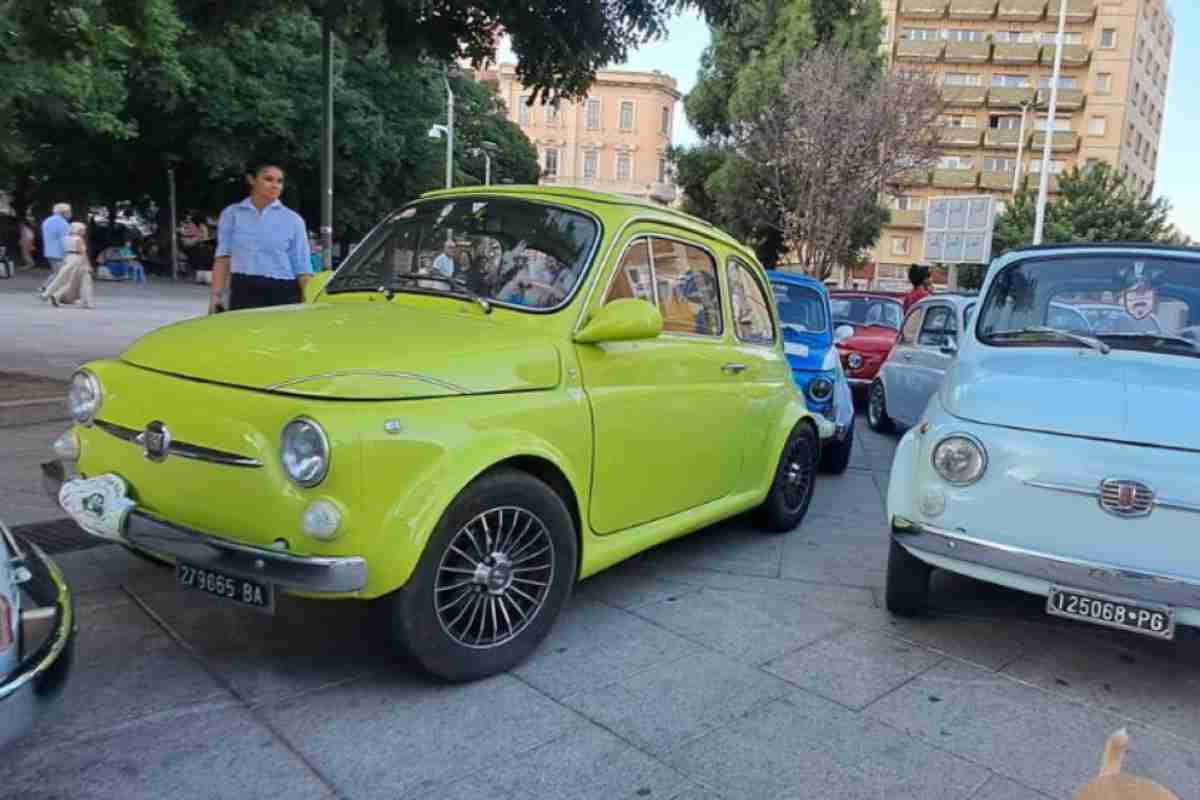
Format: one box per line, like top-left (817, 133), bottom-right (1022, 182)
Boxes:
top-left (820, 417), bottom-right (854, 475)
top-left (867, 379), bottom-right (894, 433)
top-left (755, 421), bottom-right (818, 533)
top-left (885, 537), bottom-right (931, 616)
top-left (381, 468), bottom-right (577, 682)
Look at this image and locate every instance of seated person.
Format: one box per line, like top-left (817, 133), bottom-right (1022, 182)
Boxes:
top-left (116, 244), bottom-right (146, 285)
top-left (498, 253), bottom-right (578, 308)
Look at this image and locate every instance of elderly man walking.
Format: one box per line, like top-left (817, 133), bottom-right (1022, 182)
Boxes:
top-left (39, 203), bottom-right (72, 295)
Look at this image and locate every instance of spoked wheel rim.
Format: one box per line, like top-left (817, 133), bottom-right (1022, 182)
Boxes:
top-left (434, 506), bottom-right (555, 649)
top-left (780, 432), bottom-right (815, 512)
top-left (869, 382), bottom-right (885, 427)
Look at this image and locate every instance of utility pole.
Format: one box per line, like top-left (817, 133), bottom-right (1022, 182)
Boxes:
top-left (320, 9), bottom-right (334, 269)
top-left (1033, 0), bottom-right (1068, 244)
top-left (443, 71), bottom-right (455, 189)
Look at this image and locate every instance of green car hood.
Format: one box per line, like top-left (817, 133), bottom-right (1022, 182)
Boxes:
top-left (120, 301), bottom-right (562, 399)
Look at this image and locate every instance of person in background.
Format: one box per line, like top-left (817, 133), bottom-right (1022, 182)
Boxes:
top-left (432, 240), bottom-right (456, 278)
top-left (902, 264), bottom-right (932, 316)
top-left (44, 221), bottom-right (94, 308)
top-left (308, 232), bottom-right (324, 272)
top-left (38, 203), bottom-right (71, 294)
top-left (210, 162), bottom-right (311, 313)
top-left (19, 220), bottom-right (35, 269)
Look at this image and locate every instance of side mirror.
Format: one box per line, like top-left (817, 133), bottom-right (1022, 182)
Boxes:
top-left (834, 324), bottom-right (855, 344)
top-left (574, 298), bottom-right (663, 344)
top-left (303, 271), bottom-right (334, 303)
top-left (940, 338), bottom-right (958, 355)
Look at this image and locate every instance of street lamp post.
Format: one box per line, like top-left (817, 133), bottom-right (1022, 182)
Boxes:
top-left (470, 140), bottom-right (500, 185)
top-left (442, 71), bottom-right (454, 189)
top-left (1012, 97), bottom-right (1035, 195)
top-left (320, 11), bottom-right (334, 269)
top-left (1033, 0), bottom-right (1069, 244)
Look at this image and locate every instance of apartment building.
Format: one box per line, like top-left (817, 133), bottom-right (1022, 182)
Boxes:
top-left (862, 0), bottom-right (1174, 290)
top-left (480, 63), bottom-right (682, 205)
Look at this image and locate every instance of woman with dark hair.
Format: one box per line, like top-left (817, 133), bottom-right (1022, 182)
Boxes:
top-left (902, 264), bottom-right (932, 315)
top-left (210, 162), bottom-right (312, 313)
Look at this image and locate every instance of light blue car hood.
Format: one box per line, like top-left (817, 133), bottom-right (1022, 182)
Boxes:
top-left (943, 347), bottom-right (1200, 451)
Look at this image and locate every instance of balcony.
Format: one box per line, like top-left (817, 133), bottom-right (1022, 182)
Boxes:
top-left (997, 0), bottom-right (1045, 21)
top-left (1031, 130), bottom-right (1081, 151)
top-left (1026, 174), bottom-right (1060, 192)
top-left (932, 168), bottom-right (980, 188)
top-left (1037, 87), bottom-right (1085, 110)
top-left (895, 39), bottom-right (945, 61)
top-left (1046, 0), bottom-right (1095, 22)
top-left (948, 0), bottom-right (998, 18)
top-left (992, 42), bottom-right (1040, 64)
top-left (981, 170), bottom-right (1017, 189)
top-left (944, 40), bottom-right (991, 63)
top-left (984, 128), bottom-right (1026, 149)
top-left (898, 0), bottom-right (949, 17)
top-left (939, 127), bottom-right (983, 147)
top-left (890, 209), bottom-right (926, 228)
top-left (1041, 44), bottom-right (1091, 66)
top-left (942, 85), bottom-right (987, 106)
top-left (987, 86), bottom-right (1037, 107)
top-left (891, 168), bottom-right (931, 186)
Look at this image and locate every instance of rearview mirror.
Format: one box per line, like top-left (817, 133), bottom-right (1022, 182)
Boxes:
top-left (834, 324), bottom-right (855, 344)
top-left (303, 270), bottom-right (334, 303)
top-left (574, 298), bottom-right (663, 344)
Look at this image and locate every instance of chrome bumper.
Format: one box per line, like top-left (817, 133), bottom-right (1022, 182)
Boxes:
top-left (41, 461), bottom-right (368, 595)
top-left (0, 532), bottom-right (76, 748)
top-left (892, 517), bottom-right (1200, 610)
top-left (847, 378), bottom-right (872, 387)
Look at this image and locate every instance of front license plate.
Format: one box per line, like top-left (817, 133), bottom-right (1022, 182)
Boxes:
top-left (1046, 586), bottom-right (1173, 640)
top-left (176, 563), bottom-right (274, 614)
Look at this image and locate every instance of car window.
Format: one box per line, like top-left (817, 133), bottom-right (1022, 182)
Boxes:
top-left (605, 237), bottom-right (722, 337)
top-left (898, 307), bottom-right (925, 345)
top-left (771, 282), bottom-right (829, 333)
top-left (728, 259), bottom-right (776, 345)
top-left (918, 306), bottom-right (955, 347)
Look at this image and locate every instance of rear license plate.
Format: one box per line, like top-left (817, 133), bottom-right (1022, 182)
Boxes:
top-left (176, 563), bottom-right (274, 614)
top-left (1046, 586), bottom-right (1173, 640)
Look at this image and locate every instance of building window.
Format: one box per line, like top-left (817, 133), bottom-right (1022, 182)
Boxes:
top-left (945, 29), bottom-right (985, 42)
top-left (990, 114), bottom-right (1022, 130)
top-left (984, 157), bottom-right (1014, 172)
top-left (616, 153), bottom-right (632, 181)
top-left (1094, 73), bottom-right (1112, 94)
top-left (893, 196), bottom-right (925, 210)
top-left (518, 95), bottom-right (531, 124)
top-left (543, 148), bottom-right (559, 176)
top-left (992, 74), bottom-right (1030, 88)
top-left (881, 22), bottom-right (891, 43)
top-left (903, 28), bottom-right (939, 41)
top-left (994, 31), bottom-right (1036, 43)
top-left (1037, 76), bottom-right (1076, 89)
top-left (943, 114), bottom-right (977, 128)
top-left (944, 72), bottom-right (982, 86)
top-left (619, 101), bottom-right (635, 131)
top-left (660, 106), bottom-right (671, 135)
top-left (1041, 32), bottom-right (1083, 45)
top-left (545, 103), bottom-right (559, 125)
top-left (1084, 158), bottom-right (1101, 173)
top-left (1088, 116), bottom-right (1107, 136)
top-left (583, 150), bottom-right (598, 180)
top-left (1100, 29), bottom-right (1116, 49)
top-left (1035, 116), bottom-right (1071, 132)
top-left (1029, 159), bottom-right (1064, 175)
top-left (586, 99), bottom-right (601, 130)
top-left (892, 236), bottom-right (911, 256)
top-left (939, 156), bottom-right (972, 169)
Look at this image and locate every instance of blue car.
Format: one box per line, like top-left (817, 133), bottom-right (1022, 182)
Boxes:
top-left (767, 271), bottom-right (856, 473)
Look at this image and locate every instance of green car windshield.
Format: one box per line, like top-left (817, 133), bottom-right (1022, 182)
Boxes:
top-left (327, 197), bottom-right (600, 311)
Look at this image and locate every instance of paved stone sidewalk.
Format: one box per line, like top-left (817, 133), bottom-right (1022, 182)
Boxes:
top-left (3, 419), bottom-right (1199, 800)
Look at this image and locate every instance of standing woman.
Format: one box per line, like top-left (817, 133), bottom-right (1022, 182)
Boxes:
top-left (210, 162), bottom-right (312, 313)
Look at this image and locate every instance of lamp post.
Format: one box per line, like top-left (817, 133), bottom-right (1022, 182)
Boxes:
top-left (1033, 0), bottom-right (1069, 244)
top-left (1012, 97), bottom-right (1036, 195)
top-left (469, 140), bottom-right (500, 185)
top-left (427, 66), bottom-right (463, 188)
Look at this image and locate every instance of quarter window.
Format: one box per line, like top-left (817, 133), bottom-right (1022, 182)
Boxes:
top-left (727, 260), bottom-right (775, 345)
top-left (899, 307), bottom-right (925, 345)
top-left (604, 237), bottom-right (723, 337)
top-left (918, 306), bottom-right (956, 347)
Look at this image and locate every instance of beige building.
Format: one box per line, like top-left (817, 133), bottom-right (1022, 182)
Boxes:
top-left (861, 0), bottom-right (1174, 290)
top-left (481, 64), bottom-right (682, 205)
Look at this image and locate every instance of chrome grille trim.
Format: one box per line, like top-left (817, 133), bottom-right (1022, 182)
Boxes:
top-left (94, 419), bottom-right (263, 468)
top-left (1023, 478), bottom-right (1200, 516)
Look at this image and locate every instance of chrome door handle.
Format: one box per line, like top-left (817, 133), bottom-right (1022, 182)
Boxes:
top-left (901, 352), bottom-right (914, 360)
top-left (722, 363), bottom-right (748, 374)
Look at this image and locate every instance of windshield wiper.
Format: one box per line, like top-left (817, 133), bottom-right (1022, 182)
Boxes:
top-left (1093, 332), bottom-right (1200, 351)
top-left (391, 274), bottom-right (492, 314)
top-left (990, 326), bottom-right (1111, 354)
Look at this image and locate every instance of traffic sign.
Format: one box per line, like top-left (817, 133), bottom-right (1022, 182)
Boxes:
top-left (924, 196), bottom-right (996, 265)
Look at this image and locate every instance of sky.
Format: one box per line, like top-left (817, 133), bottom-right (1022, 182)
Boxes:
top-left (500, 6), bottom-right (1195, 238)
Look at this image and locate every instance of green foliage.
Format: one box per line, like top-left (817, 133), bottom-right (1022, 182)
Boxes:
top-left (992, 163), bottom-right (1177, 256)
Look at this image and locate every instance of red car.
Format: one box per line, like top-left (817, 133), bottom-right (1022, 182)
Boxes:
top-left (829, 291), bottom-right (905, 391)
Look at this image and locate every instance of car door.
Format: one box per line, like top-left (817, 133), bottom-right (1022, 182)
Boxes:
top-left (882, 305), bottom-right (926, 424)
top-left (908, 303), bottom-right (958, 420)
top-left (575, 232), bottom-right (744, 535)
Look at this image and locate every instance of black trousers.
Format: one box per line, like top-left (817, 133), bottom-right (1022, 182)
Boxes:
top-left (229, 273), bottom-right (302, 310)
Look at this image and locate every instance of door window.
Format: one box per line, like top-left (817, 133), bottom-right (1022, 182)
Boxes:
top-left (899, 307), bottom-right (925, 345)
top-left (604, 237), bottom-right (722, 336)
top-left (727, 260), bottom-right (776, 345)
top-left (917, 306), bottom-right (955, 347)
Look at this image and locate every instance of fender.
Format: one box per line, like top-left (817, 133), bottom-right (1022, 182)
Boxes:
top-left (744, 395), bottom-right (820, 499)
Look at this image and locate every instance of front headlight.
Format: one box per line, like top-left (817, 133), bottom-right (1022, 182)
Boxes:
top-left (808, 377), bottom-right (834, 402)
top-left (931, 434), bottom-right (987, 486)
top-left (280, 418), bottom-right (330, 488)
top-left (847, 352), bottom-right (864, 370)
top-left (68, 370), bottom-right (102, 426)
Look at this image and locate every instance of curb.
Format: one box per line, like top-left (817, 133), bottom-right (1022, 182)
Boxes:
top-left (0, 397), bottom-right (70, 428)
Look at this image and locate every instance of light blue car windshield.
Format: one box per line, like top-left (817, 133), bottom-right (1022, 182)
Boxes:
top-left (772, 283), bottom-right (828, 333)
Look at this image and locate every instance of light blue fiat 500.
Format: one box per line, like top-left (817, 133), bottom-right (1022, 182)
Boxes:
top-left (886, 243), bottom-right (1200, 642)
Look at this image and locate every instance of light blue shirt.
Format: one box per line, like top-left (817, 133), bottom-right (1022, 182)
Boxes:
top-left (215, 198), bottom-right (311, 281)
top-left (41, 214), bottom-right (69, 260)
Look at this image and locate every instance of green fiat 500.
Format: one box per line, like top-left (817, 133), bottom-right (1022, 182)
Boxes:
top-left (43, 186), bottom-right (829, 681)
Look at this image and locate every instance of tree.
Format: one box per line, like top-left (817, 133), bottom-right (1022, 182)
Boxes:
top-left (991, 163), bottom-right (1179, 256)
top-left (672, 0), bottom-right (888, 268)
top-left (735, 47), bottom-right (944, 280)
